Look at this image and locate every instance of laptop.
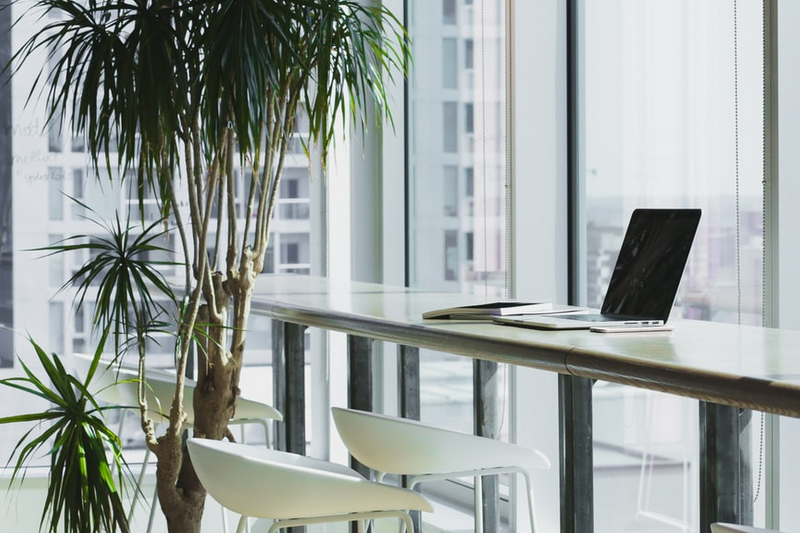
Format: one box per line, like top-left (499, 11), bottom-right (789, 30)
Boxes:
top-left (494, 208), bottom-right (701, 330)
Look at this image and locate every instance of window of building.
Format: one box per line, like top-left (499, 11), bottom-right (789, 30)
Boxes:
top-left (48, 167), bottom-right (64, 221)
top-left (71, 134), bottom-right (85, 153)
top-left (443, 101), bottom-right (458, 153)
top-left (48, 124), bottom-right (63, 153)
top-left (443, 0), bottom-right (457, 25)
top-left (444, 165), bottom-right (459, 216)
top-left (443, 38), bottom-right (458, 90)
top-left (444, 230), bottom-right (458, 281)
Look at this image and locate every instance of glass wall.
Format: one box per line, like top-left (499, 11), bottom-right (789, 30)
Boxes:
top-left (0, 1), bottom-right (318, 463)
top-left (407, 0), bottom-right (510, 526)
top-left (578, 1), bottom-right (765, 531)
top-left (408, 0), bottom-right (508, 431)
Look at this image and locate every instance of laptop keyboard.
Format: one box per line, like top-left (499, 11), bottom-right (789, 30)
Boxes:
top-left (558, 314), bottom-right (624, 322)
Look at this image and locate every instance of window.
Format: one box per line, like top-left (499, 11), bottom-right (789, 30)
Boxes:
top-left (282, 179), bottom-right (299, 199)
top-left (578, 1), bottom-right (765, 530)
top-left (71, 133), bottom-right (85, 153)
top-left (444, 165), bottom-right (458, 216)
top-left (48, 167), bottom-right (64, 220)
top-left (443, 38), bottom-right (458, 89)
top-left (444, 230), bottom-right (458, 281)
top-left (443, 0), bottom-right (456, 25)
top-left (279, 233), bottom-right (309, 272)
top-left (443, 102), bottom-right (458, 153)
top-left (408, 0), bottom-right (510, 527)
top-left (284, 242), bottom-right (299, 264)
top-left (48, 123), bottom-right (63, 153)
top-left (2, 0), bottom-right (323, 479)
top-left (71, 168), bottom-right (85, 220)
top-left (278, 167), bottom-right (310, 220)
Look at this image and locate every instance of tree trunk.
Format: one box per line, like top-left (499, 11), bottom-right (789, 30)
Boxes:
top-left (153, 257), bottom-right (256, 531)
top-left (155, 444), bottom-right (206, 533)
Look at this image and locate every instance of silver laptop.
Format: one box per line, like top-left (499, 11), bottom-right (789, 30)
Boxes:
top-left (494, 208), bottom-right (702, 330)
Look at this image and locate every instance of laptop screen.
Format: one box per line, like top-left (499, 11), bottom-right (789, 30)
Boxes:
top-left (600, 208), bottom-right (702, 320)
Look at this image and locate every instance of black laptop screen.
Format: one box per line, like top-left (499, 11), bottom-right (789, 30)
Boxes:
top-left (600, 208), bottom-right (701, 321)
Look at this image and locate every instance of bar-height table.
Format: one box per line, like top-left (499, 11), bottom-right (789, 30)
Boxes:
top-left (252, 274), bottom-right (800, 532)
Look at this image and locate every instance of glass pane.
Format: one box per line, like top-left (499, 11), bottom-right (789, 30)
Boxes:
top-left (580, 1), bottom-right (765, 531)
top-left (2, 0), bottom-right (322, 482)
top-left (408, 1), bottom-right (509, 525)
top-left (48, 167), bottom-right (64, 220)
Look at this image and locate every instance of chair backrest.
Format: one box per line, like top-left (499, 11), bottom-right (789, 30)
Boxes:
top-left (331, 407), bottom-right (550, 475)
top-left (711, 524), bottom-right (784, 533)
top-left (143, 373), bottom-right (283, 424)
top-left (186, 438), bottom-right (432, 521)
top-left (72, 353), bottom-right (138, 407)
top-left (73, 355), bottom-right (281, 426)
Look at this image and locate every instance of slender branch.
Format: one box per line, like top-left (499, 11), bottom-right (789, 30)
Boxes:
top-left (225, 127), bottom-right (238, 278)
top-left (241, 156), bottom-right (258, 254)
top-left (212, 166), bottom-right (223, 270)
top-left (185, 120), bottom-right (204, 272)
top-left (252, 89), bottom-right (276, 253)
top-left (256, 85), bottom-right (300, 268)
top-left (138, 343), bottom-right (160, 453)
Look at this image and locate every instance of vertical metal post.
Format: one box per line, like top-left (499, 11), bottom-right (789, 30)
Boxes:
top-left (272, 320), bottom-right (307, 533)
top-left (399, 345), bottom-right (421, 532)
top-left (348, 334), bottom-right (373, 478)
top-left (0, 2), bottom-right (12, 366)
top-left (284, 322), bottom-right (306, 456)
top-left (348, 335), bottom-right (373, 533)
top-left (272, 320), bottom-right (306, 455)
top-left (271, 319), bottom-right (286, 451)
top-left (699, 402), bottom-right (753, 531)
top-left (398, 345), bottom-right (421, 421)
top-left (474, 359), bottom-right (501, 532)
top-left (559, 374), bottom-right (594, 533)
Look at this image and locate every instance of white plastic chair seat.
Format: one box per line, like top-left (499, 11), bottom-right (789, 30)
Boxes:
top-left (187, 438), bottom-right (432, 533)
top-left (712, 524), bottom-right (785, 533)
top-left (331, 407), bottom-right (550, 533)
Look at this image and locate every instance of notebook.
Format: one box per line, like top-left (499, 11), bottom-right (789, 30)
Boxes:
top-left (493, 208), bottom-right (702, 330)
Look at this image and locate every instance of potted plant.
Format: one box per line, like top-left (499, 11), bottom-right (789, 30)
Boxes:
top-left (5, 0), bottom-right (408, 531)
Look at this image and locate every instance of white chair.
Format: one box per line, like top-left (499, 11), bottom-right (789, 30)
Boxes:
top-left (186, 438), bottom-right (433, 533)
top-left (71, 354), bottom-right (283, 532)
top-left (711, 524), bottom-right (785, 533)
top-left (331, 407), bottom-right (551, 533)
top-left (134, 370), bottom-right (283, 532)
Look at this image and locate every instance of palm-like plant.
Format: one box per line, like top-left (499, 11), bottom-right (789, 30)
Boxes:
top-left (7, 0), bottom-right (409, 531)
top-left (0, 338), bottom-right (131, 533)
